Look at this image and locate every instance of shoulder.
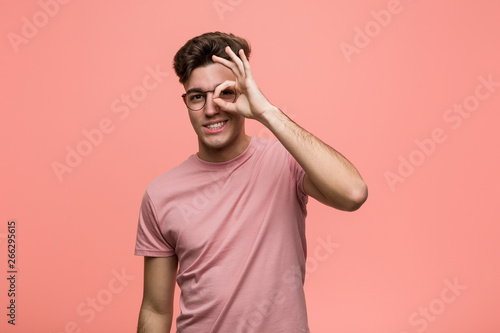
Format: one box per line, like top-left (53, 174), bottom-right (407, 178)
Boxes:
top-left (144, 154), bottom-right (198, 197)
top-left (252, 136), bottom-right (285, 153)
top-left (252, 137), bottom-right (291, 162)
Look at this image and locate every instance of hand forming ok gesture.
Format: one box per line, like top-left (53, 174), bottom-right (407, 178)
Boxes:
top-left (212, 46), bottom-right (274, 120)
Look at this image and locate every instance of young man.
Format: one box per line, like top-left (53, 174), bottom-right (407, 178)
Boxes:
top-left (135, 32), bottom-right (367, 332)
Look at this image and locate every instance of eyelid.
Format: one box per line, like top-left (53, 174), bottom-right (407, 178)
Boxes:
top-left (188, 91), bottom-right (205, 96)
top-left (186, 83), bottom-right (224, 95)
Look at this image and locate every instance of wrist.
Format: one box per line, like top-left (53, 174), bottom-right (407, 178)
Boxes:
top-left (256, 105), bottom-right (282, 128)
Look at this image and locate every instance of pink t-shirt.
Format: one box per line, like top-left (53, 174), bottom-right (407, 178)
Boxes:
top-left (135, 137), bottom-right (310, 332)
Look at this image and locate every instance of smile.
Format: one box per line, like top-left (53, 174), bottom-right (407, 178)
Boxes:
top-left (205, 121), bottom-right (227, 129)
top-left (203, 120), bottom-right (228, 133)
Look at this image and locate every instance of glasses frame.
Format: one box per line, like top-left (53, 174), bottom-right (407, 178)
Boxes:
top-left (182, 87), bottom-right (237, 111)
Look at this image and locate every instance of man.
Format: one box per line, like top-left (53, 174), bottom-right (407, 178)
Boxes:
top-left (135, 31), bottom-right (367, 332)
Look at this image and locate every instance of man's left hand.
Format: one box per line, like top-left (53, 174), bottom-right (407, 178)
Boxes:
top-left (212, 46), bottom-right (274, 121)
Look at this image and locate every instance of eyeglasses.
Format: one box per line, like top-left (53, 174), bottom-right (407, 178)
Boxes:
top-left (182, 86), bottom-right (237, 111)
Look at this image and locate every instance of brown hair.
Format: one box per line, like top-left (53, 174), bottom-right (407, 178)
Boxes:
top-left (173, 31), bottom-right (251, 84)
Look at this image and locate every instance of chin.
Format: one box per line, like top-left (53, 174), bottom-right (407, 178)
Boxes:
top-left (201, 135), bottom-right (233, 150)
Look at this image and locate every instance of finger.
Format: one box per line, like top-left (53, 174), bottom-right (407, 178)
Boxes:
top-left (213, 96), bottom-right (238, 113)
top-left (212, 54), bottom-right (242, 78)
top-left (239, 48), bottom-right (251, 72)
top-left (224, 46), bottom-right (245, 76)
top-left (213, 80), bottom-right (236, 99)
top-left (238, 49), bottom-right (254, 82)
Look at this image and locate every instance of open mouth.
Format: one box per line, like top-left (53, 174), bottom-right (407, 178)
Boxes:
top-left (203, 120), bottom-right (228, 133)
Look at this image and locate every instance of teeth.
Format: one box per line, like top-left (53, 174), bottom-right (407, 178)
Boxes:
top-left (207, 121), bottom-right (226, 129)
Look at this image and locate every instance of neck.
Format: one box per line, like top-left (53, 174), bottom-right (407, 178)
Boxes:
top-left (197, 133), bottom-right (251, 162)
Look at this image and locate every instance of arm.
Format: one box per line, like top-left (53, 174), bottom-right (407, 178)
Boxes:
top-left (259, 108), bottom-right (367, 211)
top-left (212, 47), bottom-right (368, 211)
top-left (137, 256), bottom-right (178, 333)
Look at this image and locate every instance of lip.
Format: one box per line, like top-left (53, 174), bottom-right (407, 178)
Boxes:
top-left (203, 119), bottom-right (228, 126)
top-left (203, 120), bottom-right (228, 134)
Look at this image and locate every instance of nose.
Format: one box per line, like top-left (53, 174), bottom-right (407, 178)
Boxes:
top-left (203, 92), bottom-right (220, 116)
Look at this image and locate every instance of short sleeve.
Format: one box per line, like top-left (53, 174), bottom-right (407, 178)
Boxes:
top-left (286, 148), bottom-right (309, 213)
top-left (134, 190), bottom-right (175, 257)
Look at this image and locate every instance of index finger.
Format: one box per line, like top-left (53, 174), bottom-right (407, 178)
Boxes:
top-left (213, 80), bottom-right (236, 99)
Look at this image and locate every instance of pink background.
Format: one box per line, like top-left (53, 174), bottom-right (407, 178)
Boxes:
top-left (2, 1), bottom-right (499, 332)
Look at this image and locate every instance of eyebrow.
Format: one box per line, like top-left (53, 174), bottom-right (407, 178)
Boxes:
top-left (185, 82), bottom-right (224, 95)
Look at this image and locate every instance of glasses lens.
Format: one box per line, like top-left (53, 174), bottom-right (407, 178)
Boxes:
top-left (186, 92), bottom-right (206, 111)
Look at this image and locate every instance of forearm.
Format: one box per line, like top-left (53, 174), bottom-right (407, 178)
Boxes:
top-left (137, 306), bottom-right (173, 333)
top-left (258, 106), bottom-right (367, 208)
top-left (211, 46), bottom-right (367, 209)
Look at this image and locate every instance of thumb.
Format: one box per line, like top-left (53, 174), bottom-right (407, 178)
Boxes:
top-left (213, 97), bottom-right (238, 113)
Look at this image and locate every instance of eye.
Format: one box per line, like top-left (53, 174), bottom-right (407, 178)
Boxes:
top-left (220, 89), bottom-right (235, 96)
top-left (219, 89), bottom-right (236, 101)
top-left (189, 94), bottom-right (204, 102)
